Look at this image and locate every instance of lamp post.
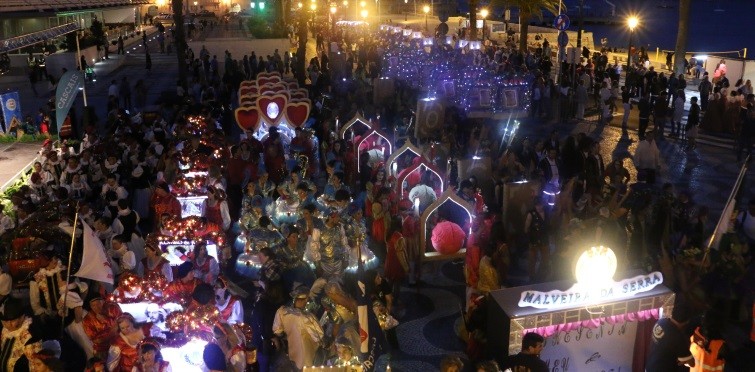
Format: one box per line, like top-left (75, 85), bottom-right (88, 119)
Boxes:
top-left (422, 4), bottom-right (430, 31)
top-left (480, 8), bottom-right (488, 41)
top-left (627, 16), bottom-right (639, 69)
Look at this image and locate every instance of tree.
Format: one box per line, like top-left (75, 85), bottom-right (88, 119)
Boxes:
top-left (172, 0), bottom-right (189, 90)
top-left (673, 0), bottom-right (691, 76)
top-left (491, 0), bottom-right (559, 52)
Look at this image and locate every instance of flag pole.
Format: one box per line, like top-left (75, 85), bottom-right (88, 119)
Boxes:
top-left (60, 201), bottom-right (80, 337)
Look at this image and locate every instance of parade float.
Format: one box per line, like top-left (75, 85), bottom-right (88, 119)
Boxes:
top-left (487, 246), bottom-right (674, 372)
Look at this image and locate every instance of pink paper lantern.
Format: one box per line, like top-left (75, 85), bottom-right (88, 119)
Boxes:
top-left (431, 221), bottom-right (466, 255)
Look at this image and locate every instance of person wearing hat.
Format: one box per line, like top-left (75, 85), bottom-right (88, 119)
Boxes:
top-left (82, 295), bottom-right (117, 360)
top-left (132, 338), bottom-right (170, 372)
top-left (272, 286), bottom-right (323, 370)
top-left (214, 277), bottom-right (244, 325)
top-left (150, 183), bottom-right (181, 231)
top-left (29, 251), bottom-right (66, 331)
top-left (162, 261), bottom-right (201, 307)
top-left (0, 297), bottom-right (43, 372)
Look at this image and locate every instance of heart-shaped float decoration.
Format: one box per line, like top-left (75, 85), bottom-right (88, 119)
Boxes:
top-left (257, 94), bottom-right (288, 126)
top-left (239, 85), bottom-right (259, 96)
top-left (287, 81), bottom-right (299, 90)
top-left (240, 80), bottom-right (256, 89)
top-left (239, 94), bottom-right (259, 107)
top-left (256, 75), bottom-right (281, 87)
top-left (235, 106), bottom-right (261, 132)
top-left (291, 91), bottom-right (308, 100)
top-left (289, 98), bottom-right (311, 106)
top-left (260, 83), bottom-right (289, 98)
top-left (286, 101), bottom-right (311, 128)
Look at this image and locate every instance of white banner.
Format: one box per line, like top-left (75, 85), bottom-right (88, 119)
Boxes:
top-left (74, 218), bottom-right (114, 284)
top-left (540, 321), bottom-right (638, 371)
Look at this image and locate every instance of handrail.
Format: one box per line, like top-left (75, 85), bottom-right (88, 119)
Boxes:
top-left (701, 155), bottom-right (750, 267)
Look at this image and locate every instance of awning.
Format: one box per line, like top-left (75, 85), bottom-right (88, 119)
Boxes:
top-left (0, 22), bottom-right (79, 53)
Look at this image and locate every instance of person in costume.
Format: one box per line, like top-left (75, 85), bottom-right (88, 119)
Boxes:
top-left (192, 242), bottom-right (220, 284)
top-left (204, 186), bottom-right (231, 231)
top-left (213, 323), bottom-right (247, 372)
top-left (56, 278), bottom-right (93, 359)
top-left (163, 262), bottom-right (201, 307)
top-left (306, 210), bottom-right (349, 280)
top-left (29, 251), bottom-right (65, 335)
top-left (214, 276), bottom-right (244, 324)
top-left (328, 338), bottom-right (362, 371)
top-left (82, 296), bottom-right (117, 360)
top-left (29, 349), bottom-right (65, 372)
top-left (107, 314), bottom-right (149, 372)
top-left (132, 338), bottom-right (171, 372)
top-left (273, 287), bottom-right (324, 370)
top-left (149, 183), bottom-right (181, 231)
top-left (0, 298), bottom-right (43, 372)
top-left (276, 226), bottom-right (316, 291)
top-left (141, 240), bottom-right (173, 282)
top-left (384, 217), bottom-right (409, 298)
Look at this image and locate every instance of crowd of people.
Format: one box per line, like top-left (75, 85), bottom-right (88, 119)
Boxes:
top-left (2, 11), bottom-right (755, 372)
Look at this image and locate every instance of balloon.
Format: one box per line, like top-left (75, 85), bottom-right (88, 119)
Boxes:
top-left (431, 221), bottom-right (466, 255)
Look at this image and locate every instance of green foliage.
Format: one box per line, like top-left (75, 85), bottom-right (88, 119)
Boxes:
top-left (0, 134), bottom-right (57, 143)
top-left (246, 15), bottom-right (286, 38)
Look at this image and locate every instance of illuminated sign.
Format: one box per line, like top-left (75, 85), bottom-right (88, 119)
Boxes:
top-left (518, 246), bottom-right (663, 309)
top-left (518, 272), bottom-right (663, 309)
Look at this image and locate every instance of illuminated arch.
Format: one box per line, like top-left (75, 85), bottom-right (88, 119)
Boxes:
top-left (395, 159), bottom-right (445, 196)
top-left (339, 114), bottom-right (373, 139)
top-left (356, 129), bottom-right (393, 173)
top-left (386, 141), bottom-right (424, 177)
top-left (419, 188), bottom-right (475, 256)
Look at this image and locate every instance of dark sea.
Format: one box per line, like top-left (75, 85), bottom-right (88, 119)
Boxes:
top-left (478, 0), bottom-right (755, 58)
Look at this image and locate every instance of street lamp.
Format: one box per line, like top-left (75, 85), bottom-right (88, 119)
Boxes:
top-left (361, 9), bottom-right (368, 19)
top-left (627, 15), bottom-right (639, 68)
top-left (480, 8), bottom-right (489, 41)
top-left (423, 4), bottom-right (430, 31)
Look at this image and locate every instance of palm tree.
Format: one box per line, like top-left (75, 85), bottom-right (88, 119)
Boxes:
top-left (673, 0), bottom-right (691, 76)
top-left (469, 0), bottom-right (478, 40)
top-left (491, 0), bottom-right (560, 52)
top-left (172, 0), bottom-right (189, 90)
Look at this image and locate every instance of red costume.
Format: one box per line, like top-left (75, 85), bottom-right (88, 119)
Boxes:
top-left (150, 193), bottom-right (181, 224)
top-left (218, 296), bottom-right (242, 323)
top-left (109, 333), bottom-right (140, 372)
top-left (141, 257), bottom-right (171, 281)
top-left (163, 278), bottom-right (201, 307)
top-left (385, 231), bottom-right (408, 282)
top-left (82, 310), bottom-right (117, 358)
top-left (205, 202), bottom-right (223, 228)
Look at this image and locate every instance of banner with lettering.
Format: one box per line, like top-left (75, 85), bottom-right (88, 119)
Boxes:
top-left (540, 321), bottom-right (638, 371)
top-left (0, 91), bottom-right (22, 134)
top-left (55, 70), bottom-right (84, 131)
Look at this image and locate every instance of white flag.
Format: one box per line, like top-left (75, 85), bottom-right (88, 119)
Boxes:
top-left (74, 217), bottom-right (114, 284)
